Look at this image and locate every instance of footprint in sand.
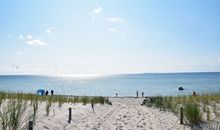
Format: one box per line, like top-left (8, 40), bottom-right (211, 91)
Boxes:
top-left (85, 124), bottom-right (89, 128)
top-left (123, 115), bottom-right (127, 118)
top-left (43, 126), bottom-right (49, 129)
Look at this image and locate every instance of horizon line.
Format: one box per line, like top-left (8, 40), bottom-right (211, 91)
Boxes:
top-left (0, 71), bottom-right (220, 77)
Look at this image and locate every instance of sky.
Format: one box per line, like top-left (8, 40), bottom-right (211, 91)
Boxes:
top-left (0, 0), bottom-right (220, 75)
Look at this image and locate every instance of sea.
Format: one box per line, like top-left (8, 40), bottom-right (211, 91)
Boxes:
top-left (0, 72), bottom-right (220, 97)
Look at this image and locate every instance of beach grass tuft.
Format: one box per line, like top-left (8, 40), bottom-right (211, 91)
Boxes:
top-left (0, 91), bottom-right (112, 129)
top-left (143, 93), bottom-right (220, 127)
top-left (184, 103), bottom-right (202, 125)
top-left (0, 99), bottom-right (27, 130)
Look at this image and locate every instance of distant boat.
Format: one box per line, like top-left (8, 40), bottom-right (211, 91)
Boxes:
top-left (178, 87), bottom-right (184, 91)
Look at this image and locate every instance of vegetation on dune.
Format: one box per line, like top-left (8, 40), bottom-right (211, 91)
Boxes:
top-left (0, 99), bottom-right (27, 130)
top-left (0, 91), bottom-right (112, 130)
top-left (143, 94), bottom-right (220, 128)
top-left (184, 103), bottom-right (202, 125)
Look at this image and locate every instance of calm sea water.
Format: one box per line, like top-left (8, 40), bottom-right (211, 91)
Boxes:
top-left (0, 72), bottom-right (220, 96)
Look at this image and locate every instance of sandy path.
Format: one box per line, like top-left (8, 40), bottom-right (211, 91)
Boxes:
top-left (35, 98), bottom-right (190, 130)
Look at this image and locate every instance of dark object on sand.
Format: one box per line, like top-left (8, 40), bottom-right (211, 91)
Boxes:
top-left (178, 87), bottom-right (184, 91)
top-left (28, 121), bottom-right (33, 130)
top-left (192, 91), bottom-right (197, 96)
top-left (136, 91), bottom-right (139, 98)
top-left (180, 107), bottom-right (183, 125)
top-left (45, 90), bottom-right (49, 95)
top-left (37, 89), bottom-right (45, 96)
top-left (51, 90), bottom-right (54, 95)
top-left (68, 107), bottom-right (72, 123)
top-left (142, 92), bottom-right (144, 97)
top-left (91, 100), bottom-right (94, 111)
top-left (141, 97), bottom-right (150, 106)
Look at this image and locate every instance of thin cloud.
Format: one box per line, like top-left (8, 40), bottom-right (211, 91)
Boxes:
top-left (45, 27), bottom-right (56, 35)
top-left (16, 51), bottom-right (23, 55)
top-left (91, 6), bottom-right (103, 20)
top-left (45, 29), bottom-right (52, 34)
top-left (109, 28), bottom-right (119, 33)
top-left (19, 34), bottom-right (24, 40)
top-left (93, 6), bottom-right (103, 14)
top-left (26, 39), bottom-right (47, 46)
top-left (107, 17), bottom-right (124, 23)
top-left (27, 35), bottom-right (32, 39)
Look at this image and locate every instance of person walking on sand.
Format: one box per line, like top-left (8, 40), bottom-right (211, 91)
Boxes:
top-left (142, 92), bottom-right (144, 97)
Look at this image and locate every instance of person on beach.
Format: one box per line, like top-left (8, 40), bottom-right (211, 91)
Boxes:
top-left (136, 91), bottom-right (139, 98)
top-left (115, 93), bottom-right (118, 97)
top-left (142, 92), bottom-right (144, 97)
top-left (51, 90), bottom-right (54, 95)
top-left (192, 91), bottom-right (197, 96)
top-left (45, 90), bottom-right (49, 96)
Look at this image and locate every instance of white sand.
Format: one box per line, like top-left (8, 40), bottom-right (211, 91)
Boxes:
top-left (34, 98), bottom-right (190, 130)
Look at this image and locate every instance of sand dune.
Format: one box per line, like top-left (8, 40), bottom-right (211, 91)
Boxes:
top-left (34, 98), bottom-right (190, 130)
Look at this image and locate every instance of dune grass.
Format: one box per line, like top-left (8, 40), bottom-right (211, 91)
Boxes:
top-left (144, 93), bottom-right (220, 127)
top-left (184, 103), bottom-right (202, 125)
top-left (0, 91), bottom-right (112, 105)
top-left (0, 91), bottom-right (112, 130)
top-left (0, 99), bottom-right (27, 130)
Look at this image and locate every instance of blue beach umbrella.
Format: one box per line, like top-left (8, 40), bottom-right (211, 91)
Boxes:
top-left (37, 89), bottom-right (45, 96)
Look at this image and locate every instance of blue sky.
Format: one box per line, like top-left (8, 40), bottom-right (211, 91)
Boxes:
top-left (0, 0), bottom-right (220, 75)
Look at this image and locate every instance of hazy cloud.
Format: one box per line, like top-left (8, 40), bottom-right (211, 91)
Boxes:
top-left (107, 17), bottom-right (124, 23)
top-left (45, 29), bottom-right (52, 34)
top-left (19, 34), bottom-right (24, 40)
top-left (109, 28), bottom-right (119, 33)
top-left (27, 35), bottom-right (32, 39)
top-left (26, 39), bottom-right (47, 46)
top-left (16, 51), bottom-right (23, 55)
top-left (45, 27), bottom-right (56, 35)
top-left (93, 6), bottom-right (103, 14)
top-left (91, 6), bottom-right (103, 20)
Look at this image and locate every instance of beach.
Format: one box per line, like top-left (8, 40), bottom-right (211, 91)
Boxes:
top-left (33, 97), bottom-right (190, 130)
top-left (1, 92), bottom-right (220, 129)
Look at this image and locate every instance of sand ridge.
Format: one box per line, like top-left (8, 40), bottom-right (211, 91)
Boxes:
top-left (34, 98), bottom-right (190, 130)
